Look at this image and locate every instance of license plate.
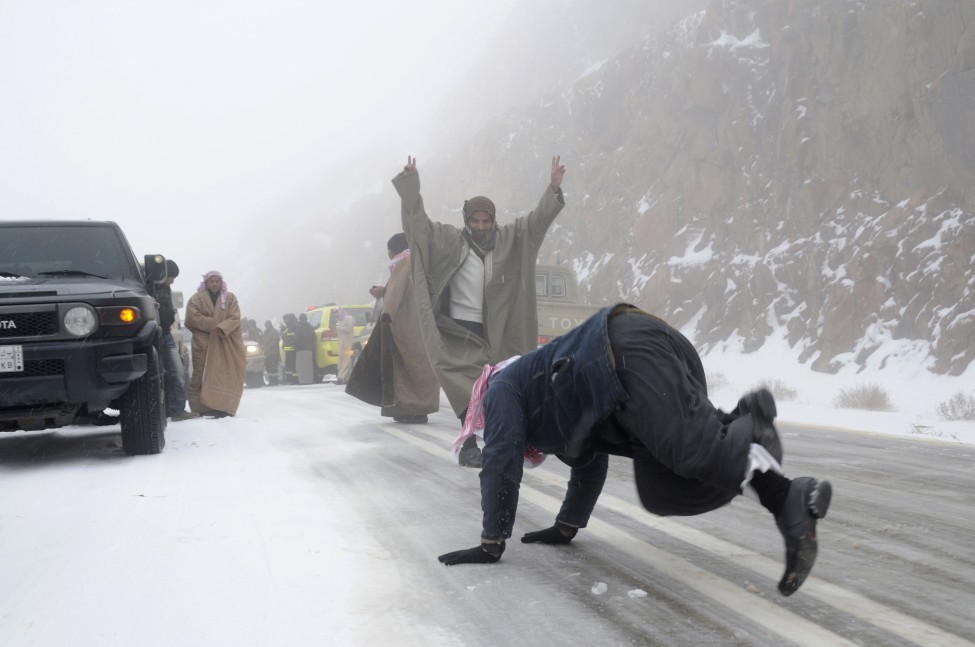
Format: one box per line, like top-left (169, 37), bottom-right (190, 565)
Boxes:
top-left (0, 345), bottom-right (24, 372)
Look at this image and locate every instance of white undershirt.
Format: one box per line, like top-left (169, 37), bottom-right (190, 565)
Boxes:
top-left (449, 248), bottom-right (485, 322)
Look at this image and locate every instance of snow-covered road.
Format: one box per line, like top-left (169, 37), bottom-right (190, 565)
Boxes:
top-left (2, 383), bottom-right (973, 646)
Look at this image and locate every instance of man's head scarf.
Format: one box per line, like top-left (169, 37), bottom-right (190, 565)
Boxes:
top-left (462, 195), bottom-right (498, 252)
top-left (463, 196), bottom-right (495, 222)
top-left (198, 270), bottom-right (228, 308)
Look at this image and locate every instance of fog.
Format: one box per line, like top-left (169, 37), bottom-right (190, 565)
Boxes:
top-left (0, 0), bottom-right (522, 320)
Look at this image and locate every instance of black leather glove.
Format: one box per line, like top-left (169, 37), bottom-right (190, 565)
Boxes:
top-left (438, 542), bottom-right (505, 565)
top-left (521, 522), bottom-right (578, 544)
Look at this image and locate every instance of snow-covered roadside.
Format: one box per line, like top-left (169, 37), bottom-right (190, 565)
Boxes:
top-left (699, 333), bottom-right (975, 445)
top-left (3, 375), bottom-right (972, 646)
top-left (0, 391), bottom-right (438, 647)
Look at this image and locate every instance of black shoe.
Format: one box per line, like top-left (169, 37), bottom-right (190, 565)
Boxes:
top-left (203, 409), bottom-right (230, 419)
top-left (394, 415), bottom-right (428, 424)
top-left (458, 446), bottom-right (482, 468)
top-left (90, 411), bottom-right (120, 426)
top-left (775, 477), bottom-right (832, 596)
top-left (458, 436), bottom-right (482, 468)
top-left (740, 388), bottom-right (782, 463)
top-left (741, 387), bottom-right (778, 420)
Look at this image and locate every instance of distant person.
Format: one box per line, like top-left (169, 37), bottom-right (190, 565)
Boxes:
top-left (149, 259), bottom-right (197, 421)
top-left (296, 312), bottom-right (317, 384)
top-left (347, 232), bottom-right (439, 423)
top-left (185, 270), bottom-right (247, 417)
top-left (244, 318), bottom-right (263, 344)
top-left (262, 320), bottom-right (281, 386)
top-left (296, 313), bottom-right (317, 351)
top-left (281, 314), bottom-right (298, 385)
top-left (333, 308), bottom-right (356, 385)
top-left (393, 155), bottom-right (566, 466)
top-left (436, 305), bottom-right (833, 599)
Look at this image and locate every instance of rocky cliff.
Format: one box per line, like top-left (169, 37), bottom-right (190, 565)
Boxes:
top-left (422, 0), bottom-right (975, 375)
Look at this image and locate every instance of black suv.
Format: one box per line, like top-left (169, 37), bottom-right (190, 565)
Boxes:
top-left (0, 221), bottom-right (168, 454)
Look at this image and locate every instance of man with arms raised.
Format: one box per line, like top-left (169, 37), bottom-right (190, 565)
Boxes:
top-left (393, 155), bottom-right (566, 466)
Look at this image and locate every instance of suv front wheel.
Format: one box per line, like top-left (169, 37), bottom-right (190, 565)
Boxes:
top-left (119, 346), bottom-right (167, 455)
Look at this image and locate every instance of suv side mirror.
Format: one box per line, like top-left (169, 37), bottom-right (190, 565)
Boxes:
top-left (144, 254), bottom-right (167, 283)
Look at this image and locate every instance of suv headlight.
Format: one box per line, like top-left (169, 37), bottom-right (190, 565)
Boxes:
top-left (64, 306), bottom-right (98, 336)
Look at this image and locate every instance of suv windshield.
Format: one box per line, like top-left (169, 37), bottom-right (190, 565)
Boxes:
top-left (0, 225), bottom-right (140, 281)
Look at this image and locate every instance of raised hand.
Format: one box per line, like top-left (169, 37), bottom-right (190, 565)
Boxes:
top-left (550, 155), bottom-right (566, 191)
top-left (402, 156), bottom-right (417, 174)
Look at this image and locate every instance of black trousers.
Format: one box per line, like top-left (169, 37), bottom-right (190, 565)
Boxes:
top-left (604, 310), bottom-right (748, 516)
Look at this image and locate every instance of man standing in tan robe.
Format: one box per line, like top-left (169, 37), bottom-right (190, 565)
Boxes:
top-left (185, 270), bottom-right (246, 417)
top-left (346, 233), bottom-right (440, 423)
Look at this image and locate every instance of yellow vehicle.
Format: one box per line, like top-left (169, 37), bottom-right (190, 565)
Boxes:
top-left (303, 303), bottom-right (375, 380)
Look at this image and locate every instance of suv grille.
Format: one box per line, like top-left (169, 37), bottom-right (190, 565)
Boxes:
top-left (0, 359), bottom-right (65, 379)
top-left (0, 312), bottom-right (59, 338)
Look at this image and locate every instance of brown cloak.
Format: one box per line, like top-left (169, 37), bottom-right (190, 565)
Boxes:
top-left (346, 255), bottom-right (439, 417)
top-left (185, 290), bottom-right (246, 415)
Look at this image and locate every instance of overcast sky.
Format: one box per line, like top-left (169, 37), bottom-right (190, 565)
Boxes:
top-left (0, 0), bottom-right (516, 299)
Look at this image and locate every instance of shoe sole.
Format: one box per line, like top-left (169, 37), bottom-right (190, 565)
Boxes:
top-left (754, 421), bottom-right (784, 465)
top-left (747, 388), bottom-right (782, 463)
top-left (809, 479), bottom-right (832, 519)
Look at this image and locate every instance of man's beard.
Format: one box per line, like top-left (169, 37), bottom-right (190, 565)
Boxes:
top-left (464, 225), bottom-right (498, 252)
top-left (471, 228), bottom-right (493, 244)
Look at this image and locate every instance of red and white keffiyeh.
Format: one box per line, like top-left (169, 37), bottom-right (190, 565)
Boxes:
top-left (451, 356), bottom-right (546, 468)
top-left (387, 249), bottom-right (410, 271)
top-left (197, 270), bottom-right (228, 308)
